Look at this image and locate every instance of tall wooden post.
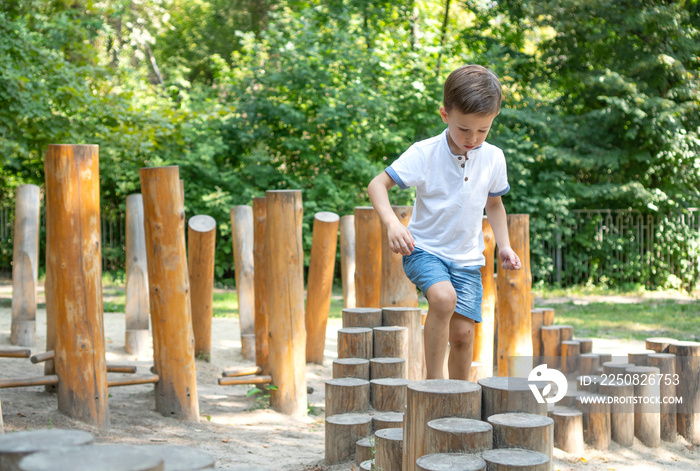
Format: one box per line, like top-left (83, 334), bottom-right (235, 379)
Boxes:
top-left (339, 215), bottom-right (356, 309)
top-left (354, 207), bottom-right (382, 308)
top-left (474, 217), bottom-right (496, 376)
top-left (140, 165), bottom-right (199, 421)
top-left (125, 194), bottom-right (150, 356)
top-left (380, 206), bottom-right (418, 308)
top-left (44, 144), bottom-right (109, 427)
top-left (266, 190), bottom-right (307, 416)
top-left (231, 205), bottom-right (256, 361)
top-left (306, 211), bottom-right (340, 364)
top-left (188, 215), bottom-right (217, 361)
top-left (11, 184), bottom-right (40, 346)
top-left (253, 197), bottom-right (269, 375)
top-left (496, 214), bottom-right (533, 377)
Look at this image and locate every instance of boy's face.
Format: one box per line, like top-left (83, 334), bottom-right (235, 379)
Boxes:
top-left (439, 107), bottom-right (497, 155)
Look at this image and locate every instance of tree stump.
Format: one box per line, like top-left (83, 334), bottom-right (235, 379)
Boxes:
top-left (599, 382), bottom-right (634, 447)
top-left (576, 375), bottom-right (603, 394)
top-left (374, 326), bottom-right (409, 360)
top-left (646, 337), bottom-right (676, 354)
top-left (558, 390), bottom-right (589, 408)
top-left (425, 418), bottom-right (492, 454)
top-left (541, 308), bottom-right (555, 327)
top-left (333, 358), bottom-right (370, 380)
top-left (0, 429), bottom-right (94, 470)
top-left (403, 380), bottom-right (481, 471)
top-left (557, 326), bottom-right (573, 342)
top-left (252, 197), bottom-right (269, 375)
top-left (375, 428), bottom-right (403, 471)
top-left (478, 377), bottom-right (547, 419)
top-left (628, 350), bottom-right (655, 366)
top-left (338, 327), bottom-right (373, 359)
top-left (552, 407), bottom-right (584, 454)
top-left (306, 211), bottom-right (340, 364)
top-left (188, 215), bottom-right (217, 361)
top-left (138, 445), bottom-right (214, 470)
top-left (343, 308), bottom-right (383, 329)
top-left (670, 341), bottom-right (700, 445)
top-left (373, 412), bottom-right (404, 431)
top-left (354, 206), bottom-right (382, 308)
top-left (578, 353), bottom-right (600, 376)
top-left (647, 353), bottom-right (677, 441)
top-left (382, 307), bottom-right (423, 381)
top-left (124, 194), bottom-right (150, 357)
top-left (561, 340), bottom-right (580, 375)
top-left (415, 453), bottom-right (486, 471)
top-left (530, 308), bottom-right (547, 362)
top-left (573, 338), bottom-right (592, 354)
top-left (355, 436), bottom-right (374, 467)
top-left (540, 326), bottom-right (561, 369)
top-left (625, 365), bottom-right (661, 447)
top-left (380, 206), bottom-right (418, 308)
top-left (371, 357), bottom-right (407, 380)
top-left (602, 362), bottom-right (634, 376)
top-left (231, 205), bottom-right (256, 361)
top-left (488, 412), bottom-right (553, 465)
top-left (325, 413), bottom-right (372, 466)
top-left (17, 444), bottom-right (164, 471)
top-left (481, 449), bottom-right (549, 471)
top-left (370, 378), bottom-right (411, 412)
top-left (325, 378), bottom-right (370, 417)
top-left (340, 215), bottom-right (357, 309)
top-left (597, 353), bottom-right (613, 366)
top-left (474, 217), bottom-right (496, 377)
top-left (575, 393), bottom-right (611, 450)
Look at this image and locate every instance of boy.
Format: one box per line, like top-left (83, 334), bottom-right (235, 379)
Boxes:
top-left (367, 64), bottom-right (521, 380)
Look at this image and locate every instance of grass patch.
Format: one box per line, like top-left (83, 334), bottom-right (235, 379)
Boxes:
top-left (101, 287), bottom-right (239, 317)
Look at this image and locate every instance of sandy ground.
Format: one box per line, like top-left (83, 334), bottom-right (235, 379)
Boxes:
top-left (0, 284), bottom-right (697, 470)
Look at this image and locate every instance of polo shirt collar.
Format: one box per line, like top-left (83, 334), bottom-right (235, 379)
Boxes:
top-left (443, 128), bottom-right (482, 159)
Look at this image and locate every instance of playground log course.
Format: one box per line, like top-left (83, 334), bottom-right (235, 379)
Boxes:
top-left (382, 307), bottom-right (423, 381)
top-left (416, 453), bottom-right (486, 471)
top-left (0, 429), bottom-right (94, 470)
top-left (222, 366), bottom-right (263, 378)
top-left (487, 413), bottom-right (554, 467)
top-left (578, 353), bottom-right (600, 376)
top-left (0, 349), bottom-right (31, 359)
top-left (374, 427), bottom-right (403, 471)
top-left (343, 308), bottom-right (383, 328)
top-left (474, 217), bottom-right (496, 377)
top-left (125, 194), bottom-right (150, 357)
top-left (231, 205), bottom-right (256, 362)
top-left (481, 448), bottom-right (550, 471)
top-left (11, 184), bottom-right (40, 347)
top-left (355, 436), bottom-right (374, 467)
top-left (626, 365), bottom-right (662, 447)
top-left (647, 353), bottom-right (678, 441)
top-left (599, 382), bottom-right (634, 447)
top-left (45, 144), bottom-right (109, 427)
top-left (574, 338), bottom-right (593, 354)
top-left (478, 377), bottom-right (547, 419)
top-left (540, 326), bottom-right (561, 369)
top-left (380, 206), bottom-right (418, 308)
top-left (529, 308), bottom-right (547, 362)
top-left (370, 358), bottom-right (407, 380)
top-left (218, 375), bottom-right (272, 386)
top-left (16, 444), bottom-right (165, 471)
top-left (373, 412), bottom-right (404, 431)
top-left (424, 417), bottom-right (492, 454)
top-left (646, 337), bottom-right (677, 354)
top-left (561, 340), bottom-right (580, 375)
top-left (370, 378), bottom-right (411, 412)
top-left (354, 206), bottom-right (382, 308)
top-left (338, 327), bottom-right (373, 359)
top-left (265, 190), bottom-right (307, 416)
top-left (496, 214), bottom-right (533, 377)
top-left (669, 341), bottom-right (700, 445)
top-left (333, 358), bottom-right (370, 380)
top-left (552, 407), bottom-right (584, 454)
top-left (140, 165), bottom-right (199, 421)
top-left (374, 326), bottom-right (409, 360)
top-left (339, 215), bottom-right (356, 309)
top-left (325, 378), bottom-right (370, 416)
top-left (403, 380), bottom-right (481, 471)
top-left (576, 393), bottom-right (611, 450)
top-left (325, 412), bottom-right (372, 466)
top-left (188, 215), bottom-right (217, 361)
top-left (628, 350), bottom-right (655, 366)
top-left (252, 197), bottom-right (269, 375)
top-left (108, 374), bottom-right (160, 388)
top-left (306, 211), bottom-right (340, 364)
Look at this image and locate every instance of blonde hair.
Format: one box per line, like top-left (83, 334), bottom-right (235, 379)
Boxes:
top-left (443, 65), bottom-right (502, 116)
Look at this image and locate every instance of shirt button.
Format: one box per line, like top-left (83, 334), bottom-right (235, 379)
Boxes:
top-left (458, 156), bottom-right (462, 160)
top-left (466, 157), bottom-right (469, 161)
top-left (464, 177), bottom-right (468, 182)
top-left (461, 164), bottom-right (465, 168)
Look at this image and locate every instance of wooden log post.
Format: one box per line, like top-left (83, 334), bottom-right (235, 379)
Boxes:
top-left (370, 378), bottom-right (411, 412)
top-left (11, 184), bottom-right (40, 347)
top-left (371, 358), bottom-right (407, 380)
top-left (540, 326), bottom-right (561, 369)
top-left (16, 444), bottom-right (165, 471)
top-left (648, 353), bottom-right (677, 441)
top-left (670, 341), bottom-right (700, 445)
top-left (0, 429), bottom-right (94, 469)
top-left (135, 445), bottom-right (215, 471)
top-left (306, 211), bottom-right (340, 364)
top-left (602, 362), bottom-right (635, 376)
top-left (481, 449), bottom-right (549, 471)
top-left (45, 144), bottom-right (109, 427)
top-left (474, 217), bottom-right (496, 376)
top-left (355, 436), bottom-right (374, 467)
top-left (557, 325), bottom-right (573, 342)
top-left (479, 377), bottom-right (547, 419)
top-left (140, 165), bottom-right (199, 421)
top-left (231, 205), bottom-right (256, 361)
top-left (416, 453), bottom-right (487, 471)
top-left (380, 206), bottom-right (418, 308)
top-left (188, 215), bottom-right (217, 361)
top-left (425, 418), bottom-right (493, 454)
top-left (354, 206), bottom-right (382, 308)
top-left (325, 413), bottom-right (372, 466)
top-left (576, 375), bottom-right (603, 394)
top-left (252, 197), bottom-right (269, 375)
top-left (576, 393), bottom-right (611, 450)
top-left (530, 308), bottom-right (547, 363)
top-left (646, 337), bottom-right (677, 353)
top-left (0, 397), bottom-right (3, 434)
top-left (561, 340), bottom-right (580, 375)
top-left (0, 349), bottom-right (31, 358)
top-left (333, 358), bottom-right (370, 380)
top-left (325, 378), bottom-right (370, 416)
top-left (338, 327), bottom-right (373, 359)
top-left (265, 190), bottom-right (307, 416)
top-left (343, 308), bottom-right (382, 329)
top-left (626, 365), bottom-right (661, 447)
top-left (578, 353), bottom-right (600, 376)
top-left (374, 326), bottom-right (408, 360)
top-left (599, 382), bottom-right (634, 447)
top-left (488, 412), bottom-right (553, 467)
top-left (574, 338), bottom-right (593, 354)
top-left (373, 412), bottom-right (404, 431)
top-left (496, 214), bottom-right (533, 377)
top-left (542, 308), bottom-right (555, 327)
top-left (403, 380), bottom-right (481, 471)
top-left (340, 215), bottom-right (356, 309)
top-left (382, 307), bottom-right (423, 381)
top-left (375, 428), bottom-right (403, 471)
top-left (628, 350), bottom-right (655, 366)
top-left (552, 407), bottom-right (584, 454)
top-left (222, 365), bottom-right (262, 377)
top-left (124, 194), bottom-right (150, 357)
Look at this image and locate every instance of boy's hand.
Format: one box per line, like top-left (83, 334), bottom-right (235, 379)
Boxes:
top-left (387, 221), bottom-right (415, 255)
top-left (499, 247), bottom-right (521, 270)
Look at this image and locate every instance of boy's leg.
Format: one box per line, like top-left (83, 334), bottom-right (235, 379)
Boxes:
top-left (447, 314), bottom-right (475, 380)
top-left (423, 281), bottom-right (457, 379)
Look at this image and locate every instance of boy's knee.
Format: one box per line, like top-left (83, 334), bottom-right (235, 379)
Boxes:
top-left (427, 283), bottom-right (457, 314)
top-left (450, 319), bottom-right (475, 349)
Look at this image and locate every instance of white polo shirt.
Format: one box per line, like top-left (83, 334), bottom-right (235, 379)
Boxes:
top-left (385, 128), bottom-right (509, 267)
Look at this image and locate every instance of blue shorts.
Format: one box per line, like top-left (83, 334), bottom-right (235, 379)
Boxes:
top-left (402, 247), bottom-right (483, 323)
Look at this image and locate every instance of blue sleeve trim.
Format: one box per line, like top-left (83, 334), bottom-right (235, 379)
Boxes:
top-left (385, 167), bottom-right (408, 190)
top-left (488, 184), bottom-right (510, 197)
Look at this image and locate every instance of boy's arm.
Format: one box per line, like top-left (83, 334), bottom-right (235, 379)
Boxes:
top-left (368, 172), bottom-right (415, 255)
top-left (484, 195), bottom-right (521, 270)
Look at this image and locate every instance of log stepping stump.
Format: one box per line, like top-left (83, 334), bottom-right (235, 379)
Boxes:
top-left (626, 365), bottom-right (661, 447)
top-left (578, 353), bottom-right (600, 376)
top-left (355, 436), bottom-right (374, 467)
top-left (343, 308), bottom-right (383, 328)
top-left (481, 448), bottom-right (549, 471)
top-left (338, 327), bottom-right (373, 359)
top-left (415, 453), bottom-right (486, 471)
top-left (325, 378), bottom-right (370, 416)
top-left (17, 445), bottom-right (164, 471)
top-left (599, 383), bottom-right (634, 447)
top-left (382, 307), bottom-right (423, 381)
top-left (602, 362), bottom-right (634, 376)
top-left (370, 357), bottom-right (407, 380)
top-left (325, 413), bottom-right (372, 466)
top-left (646, 337), bottom-right (677, 354)
top-left (404, 380), bottom-right (481, 471)
top-left (575, 393), bottom-right (611, 450)
top-left (557, 325), bottom-right (574, 342)
top-left (479, 377), bottom-right (547, 419)
top-left (0, 429), bottom-right (94, 470)
top-left (374, 326), bottom-right (409, 360)
top-left (647, 353), bottom-right (677, 442)
top-left (375, 428), bottom-right (403, 471)
top-left (558, 390), bottom-right (589, 409)
top-left (370, 378), bottom-right (411, 412)
top-left (573, 338), bottom-right (593, 354)
top-left (139, 445), bottom-right (215, 470)
top-left (530, 308), bottom-right (547, 362)
top-left (372, 411), bottom-right (404, 431)
top-left (627, 350), bottom-right (656, 367)
top-left (552, 407), bottom-right (584, 454)
top-left (540, 326), bottom-right (561, 369)
top-left (487, 413), bottom-right (553, 465)
top-left (596, 353), bottom-right (612, 366)
top-left (425, 418), bottom-right (492, 454)
top-left (561, 341), bottom-right (580, 375)
top-left (576, 375), bottom-right (603, 394)
top-left (669, 341), bottom-right (700, 445)
top-left (333, 358), bottom-right (370, 380)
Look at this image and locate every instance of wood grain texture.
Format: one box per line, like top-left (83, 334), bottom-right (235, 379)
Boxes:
top-left (474, 217), bottom-right (496, 377)
top-left (231, 205), bottom-right (256, 360)
top-left (380, 206), bottom-right (418, 308)
top-left (188, 215), bottom-right (217, 360)
top-left (325, 413), bottom-right (372, 466)
top-left (125, 194), bottom-right (150, 356)
top-left (382, 307), bottom-right (423, 381)
top-left (339, 215), bottom-right (356, 309)
top-left (670, 341), bottom-right (700, 444)
top-left (252, 198), bottom-right (269, 375)
top-left (354, 207), bottom-right (382, 308)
